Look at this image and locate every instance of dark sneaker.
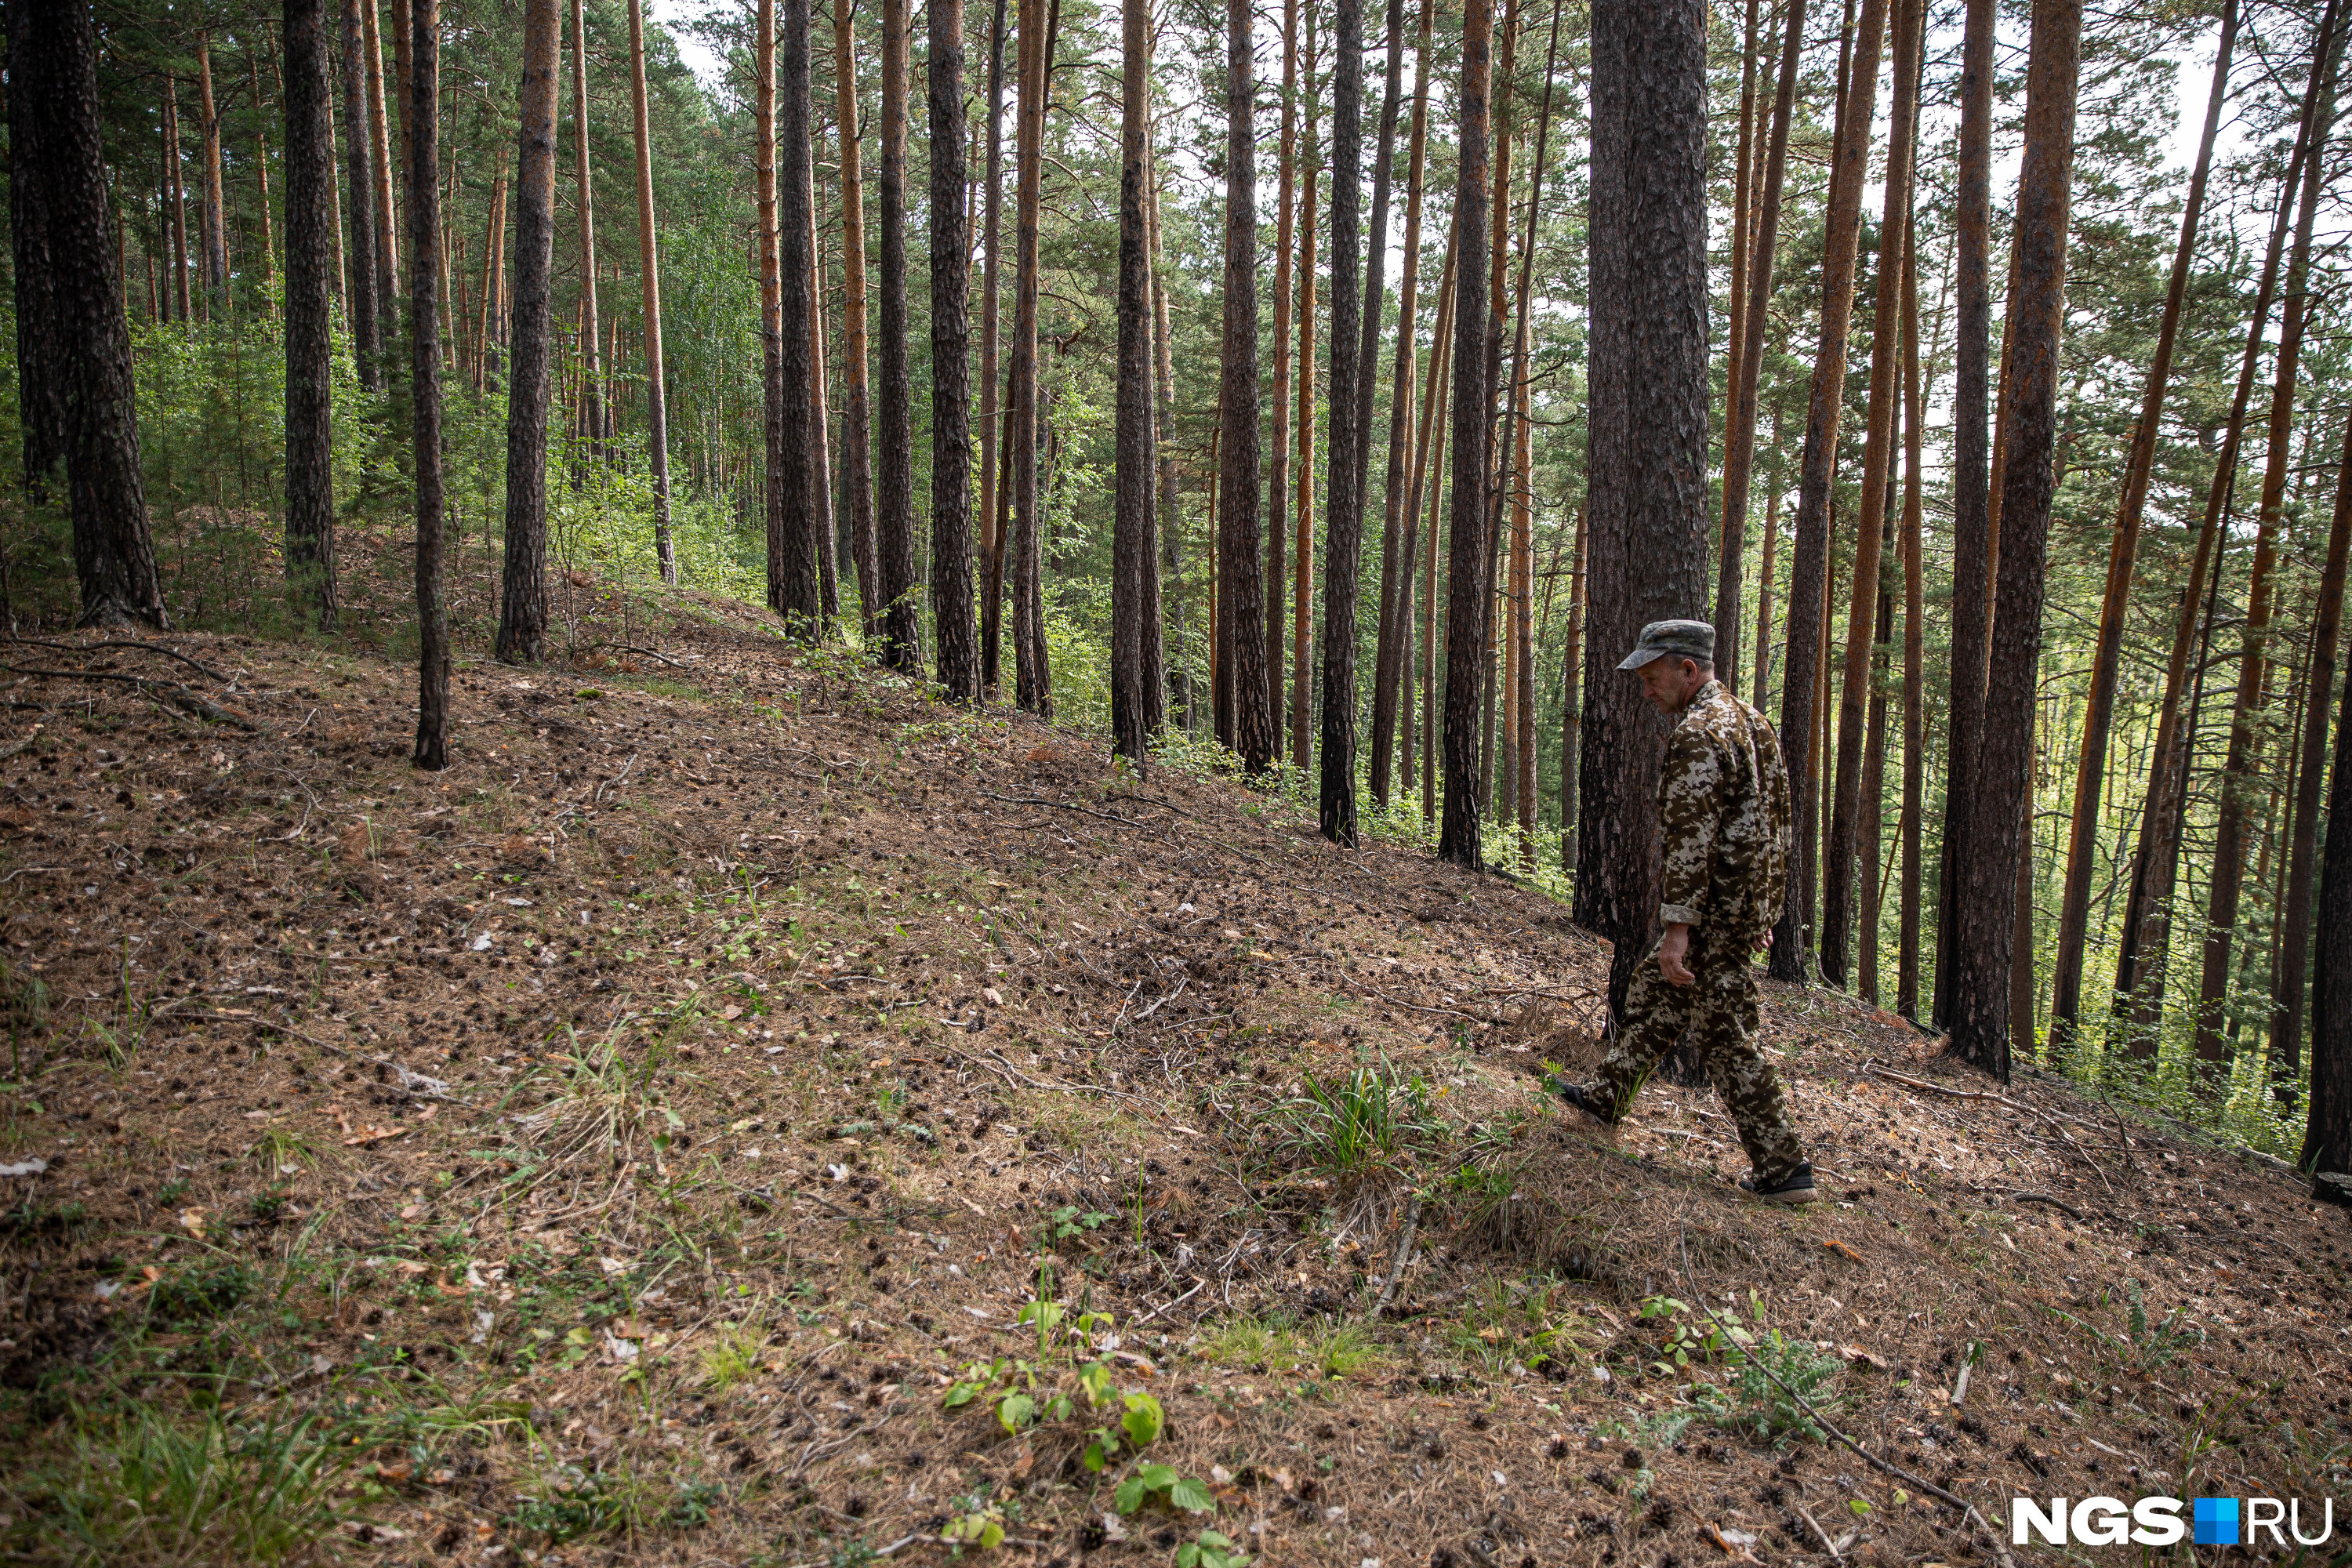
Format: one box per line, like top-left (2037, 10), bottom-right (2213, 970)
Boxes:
top-left (1738, 1163), bottom-right (1818, 1205)
top-left (1545, 1076), bottom-right (1618, 1126)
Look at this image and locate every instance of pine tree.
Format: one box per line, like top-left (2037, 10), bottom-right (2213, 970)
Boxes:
top-left (932, 0), bottom-right (978, 701)
top-left (496, 0), bottom-right (562, 663)
top-left (285, 0), bottom-right (340, 630)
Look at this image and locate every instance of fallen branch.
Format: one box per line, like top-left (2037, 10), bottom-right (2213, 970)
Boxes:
top-left (4, 636), bottom-right (231, 684)
top-left (978, 790), bottom-right (1146, 829)
top-left (1865, 1064), bottom-right (2118, 1198)
top-left (1130, 1278), bottom-right (1206, 1327)
top-left (593, 752), bottom-right (641, 804)
top-left (592, 641), bottom-right (694, 670)
top-left (0, 663), bottom-right (256, 729)
top-left (1678, 1229), bottom-right (2017, 1568)
top-left (1340, 976), bottom-right (1507, 1025)
top-left (2008, 1189), bottom-right (2086, 1221)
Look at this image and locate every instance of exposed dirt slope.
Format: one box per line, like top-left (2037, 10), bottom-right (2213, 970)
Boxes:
top-left (0, 583), bottom-right (2346, 1568)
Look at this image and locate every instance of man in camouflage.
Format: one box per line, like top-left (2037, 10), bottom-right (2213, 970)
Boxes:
top-left (1553, 619), bottom-right (1815, 1203)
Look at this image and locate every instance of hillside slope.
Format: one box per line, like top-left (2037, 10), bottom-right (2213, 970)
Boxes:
top-left (0, 587), bottom-right (2346, 1567)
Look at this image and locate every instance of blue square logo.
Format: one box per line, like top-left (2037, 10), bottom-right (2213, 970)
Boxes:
top-left (2194, 1497), bottom-right (2240, 1546)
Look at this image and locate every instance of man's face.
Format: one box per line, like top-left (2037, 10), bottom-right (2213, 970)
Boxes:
top-left (1639, 656), bottom-right (1708, 716)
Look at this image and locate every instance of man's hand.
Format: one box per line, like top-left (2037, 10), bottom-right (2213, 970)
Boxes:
top-left (1659, 923), bottom-right (1695, 986)
top-left (1751, 929), bottom-right (1773, 953)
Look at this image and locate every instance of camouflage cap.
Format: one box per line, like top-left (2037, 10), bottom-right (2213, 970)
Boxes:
top-left (1617, 619), bottom-right (1717, 672)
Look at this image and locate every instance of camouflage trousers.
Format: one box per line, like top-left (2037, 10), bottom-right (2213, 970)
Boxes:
top-left (1591, 926), bottom-right (1806, 1185)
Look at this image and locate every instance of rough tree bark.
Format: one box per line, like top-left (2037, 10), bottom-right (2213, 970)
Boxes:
top-left (1436, 0), bottom-right (1493, 868)
top-left (875, 0), bottom-right (922, 670)
top-left (286, 0), bottom-right (340, 630)
top-left (933, 0), bottom-right (978, 701)
top-left (411, 0), bottom-right (448, 768)
top-left (9, 0), bottom-right (167, 630)
top-left (773, 0), bottom-right (822, 626)
top-left (496, 0), bottom-right (561, 664)
top-left (338, 0), bottom-right (383, 387)
top-left (1573, 0), bottom-right (1712, 1016)
top-left (1769, 0), bottom-right (1884, 985)
top-left (1112, 0), bottom-right (1156, 767)
top-left (979, 0), bottom-right (1008, 691)
top-left (1010, 0), bottom-right (1053, 710)
top-left (9, 4), bottom-right (64, 494)
top-left (1944, 0), bottom-right (2082, 1080)
top-left (361, 0), bottom-right (399, 349)
top-left (1291, 64), bottom-right (1319, 770)
top-left (1216, 0), bottom-right (1273, 769)
top-left (195, 34), bottom-right (230, 307)
top-left (1896, 189), bottom-right (1925, 1020)
top-left (1319, 0), bottom-right (1366, 844)
top-left (2049, 0), bottom-right (2238, 1036)
top-left (758, 0), bottom-right (786, 605)
top-left (837, 0), bottom-right (880, 633)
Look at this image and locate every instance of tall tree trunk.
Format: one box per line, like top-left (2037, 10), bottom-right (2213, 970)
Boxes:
top-left (1945, 0), bottom-right (2082, 1080)
top-left (2275, 416), bottom-right (2352, 1099)
top-left (757, 0), bottom-right (786, 606)
top-left (8, 0), bottom-right (167, 629)
top-left (624, 0), bottom-right (677, 583)
top-left (338, 0), bottom-right (382, 386)
top-left (1754, 476), bottom-right (1779, 704)
top-left (2199, 8), bottom-right (2343, 1069)
top-left (873, 0), bottom-right (921, 670)
top-left (1319, 0), bottom-right (1367, 842)
top-left (1112, 0), bottom-right (1155, 765)
top-left (837, 0), bottom-right (880, 636)
top-left (1722, 0), bottom-right (1760, 479)
top-left (1291, 64), bottom-right (1319, 770)
top-left (164, 85), bottom-right (191, 323)
top-left (1559, 499), bottom-right (1588, 869)
top-left (9, 9), bottom-right (64, 495)
top-left (1216, 0), bottom-right (1272, 768)
top-left (361, 0), bottom-right (398, 343)
top-left (1353, 0), bottom-right (1403, 512)
top-left (1896, 193), bottom-right (1926, 1021)
top-left (774, 0), bottom-right (823, 624)
top-left (1406, 215), bottom-right (1457, 811)
top-left (2049, 0), bottom-right (2238, 1036)
top-left (1507, 2), bottom-right (1563, 869)
top-left (1011, 0), bottom-right (1056, 712)
top-left (1714, 0), bottom-right (1803, 693)
top-left (1769, 0), bottom-right (1886, 984)
top-left (1824, 0), bottom-right (1922, 988)
top-left (410, 0), bottom-right (448, 768)
top-left (1933, 0), bottom-right (1994, 1025)
top-left (934, 0), bottom-right (978, 701)
top-left (1145, 78), bottom-right (1177, 731)
top-left (809, 140), bottom-right (840, 631)
top-left (286, 0), bottom-right (339, 631)
top-left (249, 46), bottom-right (278, 295)
top-left (1370, 0), bottom-right (1432, 806)
top-left (474, 163), bottom-right (507, 391)
top-left (497, 0), bottom-right (561, 663)
top-left (1265, 0), bottom-right (1297, 753)
top-left (978, 0), bottom-right (1008, 691)
top-left (1436, 0), bottom-right (1495, 868)
top-left (2302, 610), bottom-right (2352, 1198)
top-left (195, 35), bottom-right (230, 308)
top-left (569, 0), bottom-right (603, 451)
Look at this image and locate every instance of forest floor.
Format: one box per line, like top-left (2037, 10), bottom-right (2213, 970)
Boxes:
top-left (0, 552), bottom-right (2347, 1568)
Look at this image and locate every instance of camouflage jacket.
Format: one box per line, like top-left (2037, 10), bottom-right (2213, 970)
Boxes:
top-left (1656, 679), bottom-right (1792, 937)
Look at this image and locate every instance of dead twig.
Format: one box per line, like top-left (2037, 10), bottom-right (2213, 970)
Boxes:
top-left (978, 790), bottom-right (1145, 828)
top-left (2007, 1189), bottom-right (2086, 1220)
top-left (1372, 1194), bottom-right (1423, 1316)
top-left (4, 636), bottom-right (231, 684)
top-left (0, 663), bottom-right (257, 730)
top-left (593, 641), bottom-right (694, 669)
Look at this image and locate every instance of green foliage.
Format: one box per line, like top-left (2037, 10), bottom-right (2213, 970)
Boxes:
top-left (8, 1403), bottom-right (345, 1564)
top-left (1113, 1461), bottom-right (1215, 1516)
top-left (1446, 1275), bottom-right (1595, 1376)
top-left (941, 1298), bottom-right (1163, 1470)
top-left (1695, 1326), bottom-right (1847, 1446)
top-left (1259, 1054), bottom-right (1450, 1181)
top-left (1178, 1527), bottom-right (1253, 1567)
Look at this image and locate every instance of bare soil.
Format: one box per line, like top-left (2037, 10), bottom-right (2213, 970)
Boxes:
top-left (0, 571), bottom-right (2347, 1567)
